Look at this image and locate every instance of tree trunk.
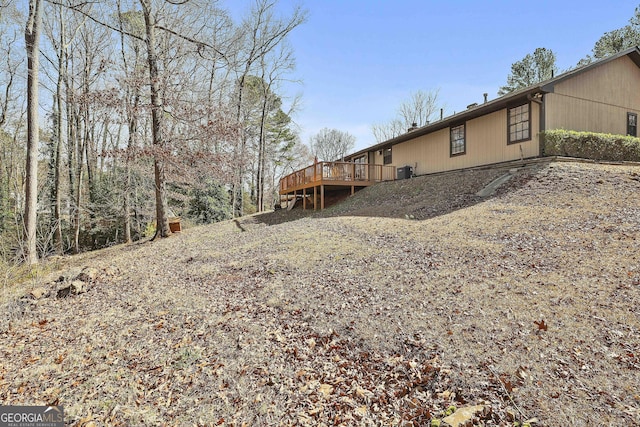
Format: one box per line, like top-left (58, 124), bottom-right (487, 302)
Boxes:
top-left (83, 68), bottom-right (96, 243)
top-left (123, 160), bottom-right (132, 243)
top-left (233, 74), bottom-right (247, 218)
top-left (256, 93), bottom-right (268, 212)
top-left (23, 0), bottom-right (43, 264)
top-left (52, 88), bottom-right (63, 254)
top-left (67, 92), bottom-right (78, 245)
top-left (52, 4), bottom-right (67, 254)
top-left (123, 103), bottom-right (137, 243)
top-left (141, 0), bottom-right (169, 237)
top-left (73, 123), bottom-right (84, 254)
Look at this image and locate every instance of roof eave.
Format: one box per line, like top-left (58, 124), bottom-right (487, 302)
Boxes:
top-left (347, 86), bottom-right (544, 159)
top-left (346, 46), bottom-right (640, 160)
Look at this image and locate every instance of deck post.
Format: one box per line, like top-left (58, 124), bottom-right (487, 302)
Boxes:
top-left (351, 185), bottom-right (355, 195)
top-left (303, 188), bottom-right (306, 210)
top-left (321, 185), bottom-right (325, 210)
top-left (314, 186), bottom-right (317, 211)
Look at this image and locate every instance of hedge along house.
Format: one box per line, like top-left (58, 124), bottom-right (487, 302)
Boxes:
top-left (279, 47), bottom-right (640, 209)
top-left (343, 46), bottom-right (640, 176)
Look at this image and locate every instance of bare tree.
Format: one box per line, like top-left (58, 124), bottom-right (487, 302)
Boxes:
top-left (116, 6), bottom-right (145, 243)
top-left (0, 3), bottom-right (23, 236)
top-left (44, 0), bottom-right (74, 254)
top-left (230, 0), bottom-right (307, 217)
top-left (309, 128), bottom-right (355, 162)
top-left (60, 4), bottom-right (111, 253)
top-left (23, 0), bottom-right (43, 264)
top-left (371, 119), bottom-right (406, 144)
top-left (0, 0), bottom-right (308, 259)
top-left (0, 4), bottom-right (22, 130)
top-left (139, 0), bottom-right (170, 238)
top-left (0, 6), bottom-right (24, 240)
top-left (372, 89), bottom-right (442, 143)
top-left (398, 89), bottom-right (440, 128)
top-left (254, 40), bottom-right (298, 212)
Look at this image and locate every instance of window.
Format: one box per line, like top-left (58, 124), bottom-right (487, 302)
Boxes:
top-left (450, 124), bottom-right (466, 156)
top-left (353, 155), bottom-right (366, 164)
top-left (353, 155), bottom-right (366, 179)
top-left (383, 148), bottom-right (392, 165)
top-left (508, 103), bottom-right (530, 144)
top-left (628, 112), bottom-right (638, 137)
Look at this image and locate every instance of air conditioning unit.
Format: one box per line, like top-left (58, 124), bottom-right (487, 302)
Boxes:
top-left (397, 165), bottom-right (414, 180)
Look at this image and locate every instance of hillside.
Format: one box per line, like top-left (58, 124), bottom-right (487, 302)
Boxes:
top-left (1, 160), bottom-right (640, 426)
top-left (266, 160), bottom-right (545, 223)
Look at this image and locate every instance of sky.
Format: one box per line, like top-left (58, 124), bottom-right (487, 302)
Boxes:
top-left (230, 0), bottom-right (640, 152)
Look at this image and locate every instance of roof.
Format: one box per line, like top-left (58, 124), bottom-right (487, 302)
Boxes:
top-left (346, 46), bottom-right (640, 159)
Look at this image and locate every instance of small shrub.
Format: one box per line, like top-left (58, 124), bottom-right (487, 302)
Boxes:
top-left (542, 129), bottom-right (640, 162)
top-left (187, 180), bottom-right (232, 224)
top-left (143, 222), bottom-right (156, 238)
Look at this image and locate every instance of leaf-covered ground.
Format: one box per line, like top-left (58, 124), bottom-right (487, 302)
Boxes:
top-left (1, 160), bottom-right (639, 426)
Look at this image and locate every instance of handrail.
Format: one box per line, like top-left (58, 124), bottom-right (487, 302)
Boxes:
top-left (280, 161), bottom-right (395, 193)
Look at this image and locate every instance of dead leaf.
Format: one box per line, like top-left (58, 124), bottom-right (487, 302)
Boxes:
top-left (318, 383), bottom-right (333, 397)
top-left (499, 373), bottom-right (515, 393)
top-left (534, 319), bottom-right (548, 331)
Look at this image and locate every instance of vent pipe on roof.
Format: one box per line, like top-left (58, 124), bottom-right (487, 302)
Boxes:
top-left (483, 93), bottom-right (488, 103)
top-left (440, 108), bottom-right (443, 120)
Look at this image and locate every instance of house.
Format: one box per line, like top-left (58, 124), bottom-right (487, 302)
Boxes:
top-left (280, 46), bottom-right (640, 209)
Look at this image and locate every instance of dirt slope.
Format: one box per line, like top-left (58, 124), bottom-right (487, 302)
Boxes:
top-left (1, 160), bottom-right (639, 426)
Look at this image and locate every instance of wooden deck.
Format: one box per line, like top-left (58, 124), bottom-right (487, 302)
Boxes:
top-left (279, 161), bottom-right (396, 210)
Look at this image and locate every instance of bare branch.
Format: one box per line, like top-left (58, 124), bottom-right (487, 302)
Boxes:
top-left (45, 0), bottom-right (229, 61)
top-left (45, 0), bottom-right (145, 41)
top-left (309, 128), bottom-right (355, 162)
top-left (155, 23), bottom-right (228, 61)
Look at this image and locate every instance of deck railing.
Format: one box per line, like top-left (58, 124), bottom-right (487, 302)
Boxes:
top-left (280, 161), bottom-right (395, 193)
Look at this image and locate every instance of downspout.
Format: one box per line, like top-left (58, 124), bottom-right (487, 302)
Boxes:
top-left (528, 92), bottom-right (545, 157)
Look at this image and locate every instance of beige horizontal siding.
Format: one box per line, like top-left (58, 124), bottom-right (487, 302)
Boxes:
top-left (545, 55), bottom-right (640, 134)
top-left (390, 104), bottom-right (540, 175)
